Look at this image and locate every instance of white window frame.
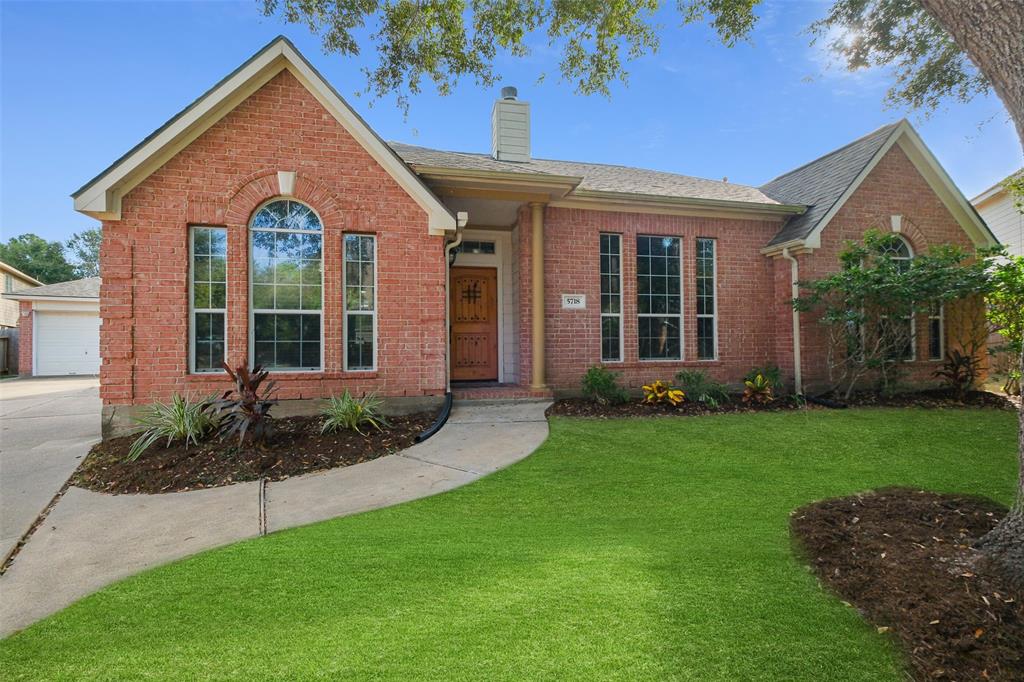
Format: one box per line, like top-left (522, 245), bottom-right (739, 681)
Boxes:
top-left (189, 225), bottom-right (228, 374)
top-left (636, 235), bottom-right (684, 362)
top-left (599, 233), bottom-right (623, 363)
top-left (343, 233), bottom-right (378, 372)
top-left (891, 236), bottom-right (916, 361)
top-left (248, 198), bottom-right (325, 373)
top-left (695, 237), bottom-right (718, 361)
top-left (3, 273), bottom-right (12, 293)
top-left (928, 303), bottom-right (945, 361)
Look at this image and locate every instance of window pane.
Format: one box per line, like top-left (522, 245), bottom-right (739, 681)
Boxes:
top-left (347, 314), bottom-right (374, 370)
top-left (696, 238), bottom-right (716, 360)
top-left (638, 316), bottom-right (681, 360)
top-left (601, 316), bottom-right (620, 362)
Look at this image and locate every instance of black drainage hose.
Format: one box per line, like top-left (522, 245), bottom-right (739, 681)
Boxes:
top-left (414, 392), bottom-right (454, 443)
top-left (805, 394), bottom-right (848, 409)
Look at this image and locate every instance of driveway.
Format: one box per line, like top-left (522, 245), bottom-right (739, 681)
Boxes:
top-left (0, 376), bottom-right (100, 560)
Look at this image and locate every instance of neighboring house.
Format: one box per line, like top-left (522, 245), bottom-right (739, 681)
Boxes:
top-left (972, 170), bottom-right (1024, 256)
top-left (1, 261), bottom-right (42, 328)
top-left (3, 278), bottom-right (100, 376)
top-left (70, 37), bottom-right (997, 430)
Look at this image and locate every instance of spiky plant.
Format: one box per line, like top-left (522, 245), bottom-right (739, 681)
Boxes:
top-left (126, 394), bottom-right (218, 462)
top-left (321, 390), bottom-right (389, 435)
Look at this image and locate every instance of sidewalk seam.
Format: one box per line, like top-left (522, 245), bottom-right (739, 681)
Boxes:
top-left (396, 452), bottom-right (482, 476)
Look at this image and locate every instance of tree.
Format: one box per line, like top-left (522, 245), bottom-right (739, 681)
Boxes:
top-left (794, 230), bottom-right (992, 398)
top-left (0, 234), bottom-right (77, 284)
top-left (266, 0), bottom-right (1024, 588)
top-left (66, 228), bottom-right (101, 278)
top-left (987, 255), bottom-right (1024, 396)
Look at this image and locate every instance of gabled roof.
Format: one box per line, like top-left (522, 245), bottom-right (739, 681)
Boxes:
top-left (0, 260), bottom-right (43, 287)
top-left (72, 36), bottom-right (456, 234)
top-left (971, 168), bottom-right (1023, 206)
top-left (2, 277), bottom-right (100, 301)
top-left (761, 120), bottom-right (997, 251)
top-left (391, 142), bottom-right (788, 207)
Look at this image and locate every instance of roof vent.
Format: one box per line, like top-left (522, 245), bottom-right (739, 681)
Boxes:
top-left (491, 87), bottom-right (530, 162)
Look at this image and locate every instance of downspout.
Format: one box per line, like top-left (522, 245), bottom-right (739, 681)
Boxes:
top-left (443, 212), bottom-right (469, 393)
top-left (781, 247), bottom-right (803, 395)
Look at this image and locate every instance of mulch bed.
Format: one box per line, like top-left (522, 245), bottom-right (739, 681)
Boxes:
top-left (791, 488), bottom-right (1024, 680)
top-left (546, 396), bottom-right (807, 418)
top-left (547, 389), bottom-right (1017, 419)
top-left (73, 414), bottom-right (434, 494)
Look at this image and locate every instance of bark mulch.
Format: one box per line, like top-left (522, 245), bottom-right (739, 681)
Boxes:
top-left (791, 488), bottom-right (1024, 681)
top-left (843, 389), bottom-right (1017, 411)
top-left (73, 414), bottom-right (434, 495)
top-left (546, 396), bottom-right (807, 419)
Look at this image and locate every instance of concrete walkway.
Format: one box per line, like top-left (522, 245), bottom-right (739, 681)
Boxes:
top-left (0, 400), bottom-right (549, 637)
top-left (0, 376), bottom-right (100, 560)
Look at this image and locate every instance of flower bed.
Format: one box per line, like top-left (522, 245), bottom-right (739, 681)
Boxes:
top-left (73, 413), bottom-right (434, 494)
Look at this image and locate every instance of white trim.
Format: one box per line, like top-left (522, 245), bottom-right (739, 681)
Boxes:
top-left (342, 233), bottom-right (378, 372)
top-left (636, 235), bottom-right (684, 362)
top-left (798, 121), bottom-right (998, 251)
top-left (72, 37), bottom-right (456, 235)
top-left (189, 225), bottom-right (228, 374)
top-left (695, 237), bottom-right (719, 361)
top-left (248, 199), bottom-right (325, 372)
top-left (31, 306), bottom-right (37, 376)
top-left (599, 232), bottom-right (623, 363)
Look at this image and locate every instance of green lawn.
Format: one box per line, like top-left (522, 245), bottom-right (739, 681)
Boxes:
top-left (1, 408), bottom-right (1018, 680)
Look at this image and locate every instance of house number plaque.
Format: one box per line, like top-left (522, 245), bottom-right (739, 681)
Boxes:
top-left (561, 294), bottom-right (586, 310)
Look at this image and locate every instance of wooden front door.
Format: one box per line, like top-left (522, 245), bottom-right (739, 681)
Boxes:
top-left (450, 266), bottom-right (499, 381)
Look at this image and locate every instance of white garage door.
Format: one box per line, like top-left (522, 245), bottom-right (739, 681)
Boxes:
top-left (36, 311), bottom-right (100, 376)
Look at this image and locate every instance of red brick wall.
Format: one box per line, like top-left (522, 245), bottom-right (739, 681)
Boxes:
top-left (18, 301), bottom-right (32, 376)
top-left (100, 70), bottom-right (447, 405)
top-left (796, 143), bottom-right (981, 392)
top-left (522, 206), bottom-right (786, 391)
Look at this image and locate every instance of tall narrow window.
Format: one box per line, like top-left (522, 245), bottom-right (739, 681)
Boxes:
top-left (881, 236), bottom-right (915, 360)
top-left (345, 234), bottom-right (376, 371)
top-left (599, 233), bottom-right (622, 362)
top-left (190, 226), bottom-right (227, 373)
top-left (637, 235), bottom-right (682, 360)
top-left (696, 238), bottom-right (717, 360)
top-left (928, 304), bottom-right (944, 360)
top-left (250, 199), bottom-right (322, 371)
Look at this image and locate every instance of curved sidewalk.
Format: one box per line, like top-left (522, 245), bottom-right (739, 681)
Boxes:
top-left (0, 400), bottom-right (550, 638)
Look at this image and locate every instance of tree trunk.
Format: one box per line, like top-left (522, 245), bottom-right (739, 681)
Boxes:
top-left (918, 0), bottom-right (1024, 142)
top-left (917, 0), bottom-right (1024, 584)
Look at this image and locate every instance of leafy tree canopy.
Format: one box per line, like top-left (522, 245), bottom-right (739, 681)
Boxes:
top-left (66, 228), bottom-right (102, 279)
top-left (0, 233), bottom-right (78, 284)
top-left (261, 0), bottom-right (987, 119)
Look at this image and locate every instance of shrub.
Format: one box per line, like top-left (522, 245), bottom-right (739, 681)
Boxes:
top-left (127, 394), bottom-right (218, 462)
top-left (581, 365), bottom-right (629, 405)
top-left (642, 380), bottom-right (685, 406)
top-left (321, 391), bottom-right (389, 435)
top-left (674, 370), bottom-right (729, 408)
top-left (933, 350), bottom-right (982, 401)
top-left (742, 374), bottom-right (774, 405)
top-left (743, 365), bottom-right (782, 391)
top-left (212, 363), bottom-right (277, 445)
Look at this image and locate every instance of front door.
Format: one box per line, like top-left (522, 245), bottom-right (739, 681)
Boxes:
top-left (450, 266), bottom-right (499, 381)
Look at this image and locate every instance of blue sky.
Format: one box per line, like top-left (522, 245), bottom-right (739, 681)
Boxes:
top-left (2, 0), bottom-right (1021, 244)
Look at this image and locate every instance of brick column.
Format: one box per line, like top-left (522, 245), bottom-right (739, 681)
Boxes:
top-left (530, 202), bottom-right (546, 389)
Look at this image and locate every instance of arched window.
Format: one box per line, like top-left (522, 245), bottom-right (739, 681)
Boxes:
top-left (880, 236), bottom-right (915, 360)
top-left (250, 199), bottom-right (323, 371)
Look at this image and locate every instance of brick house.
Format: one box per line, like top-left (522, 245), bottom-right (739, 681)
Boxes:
top-left (70, 37), bottom-right (997, 431)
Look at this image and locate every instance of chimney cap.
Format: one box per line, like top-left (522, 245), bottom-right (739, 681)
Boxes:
top-left (500, 86), bottom-right (518, 100)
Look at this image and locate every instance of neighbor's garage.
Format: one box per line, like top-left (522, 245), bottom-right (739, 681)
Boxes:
top-left (34, 309), bottom-right (100, 375)
top-left (2, 277), bottom-right (101, 377)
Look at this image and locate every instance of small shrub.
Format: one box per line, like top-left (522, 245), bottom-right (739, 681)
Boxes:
top-left (933, 350), bottom-right (982, 401)
top-left (1003, 369), bottom-right (1021, 397)
top-left (674, 370), bottom-right (729, 408)
top-left (642, 380), bottom-right (685, 406)
top-left (742, 374), bottom-right (774, 405)
top-left (212, 363), bottom-right (277, 445)
top-left (744, 365), bottom-right (783, 391)
top-left (127, 394), bottom-right (218, 462)
top-left (321, 391), bottom-right (389, 435)
top-left (581, 365), bottom-right (629, 405)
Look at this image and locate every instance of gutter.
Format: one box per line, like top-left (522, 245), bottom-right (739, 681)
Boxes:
top-left (781, 247), bottom-right (803, 395)
top-left (443, 212), bottom-right (469, 392)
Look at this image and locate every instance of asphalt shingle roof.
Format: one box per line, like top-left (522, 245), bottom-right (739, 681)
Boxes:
top-left (760, 122), bottom-right (901, 246)
top-left (7, 277), bottom-right (100, 299)
top-left (389, 142), bottom-right (783, 206)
